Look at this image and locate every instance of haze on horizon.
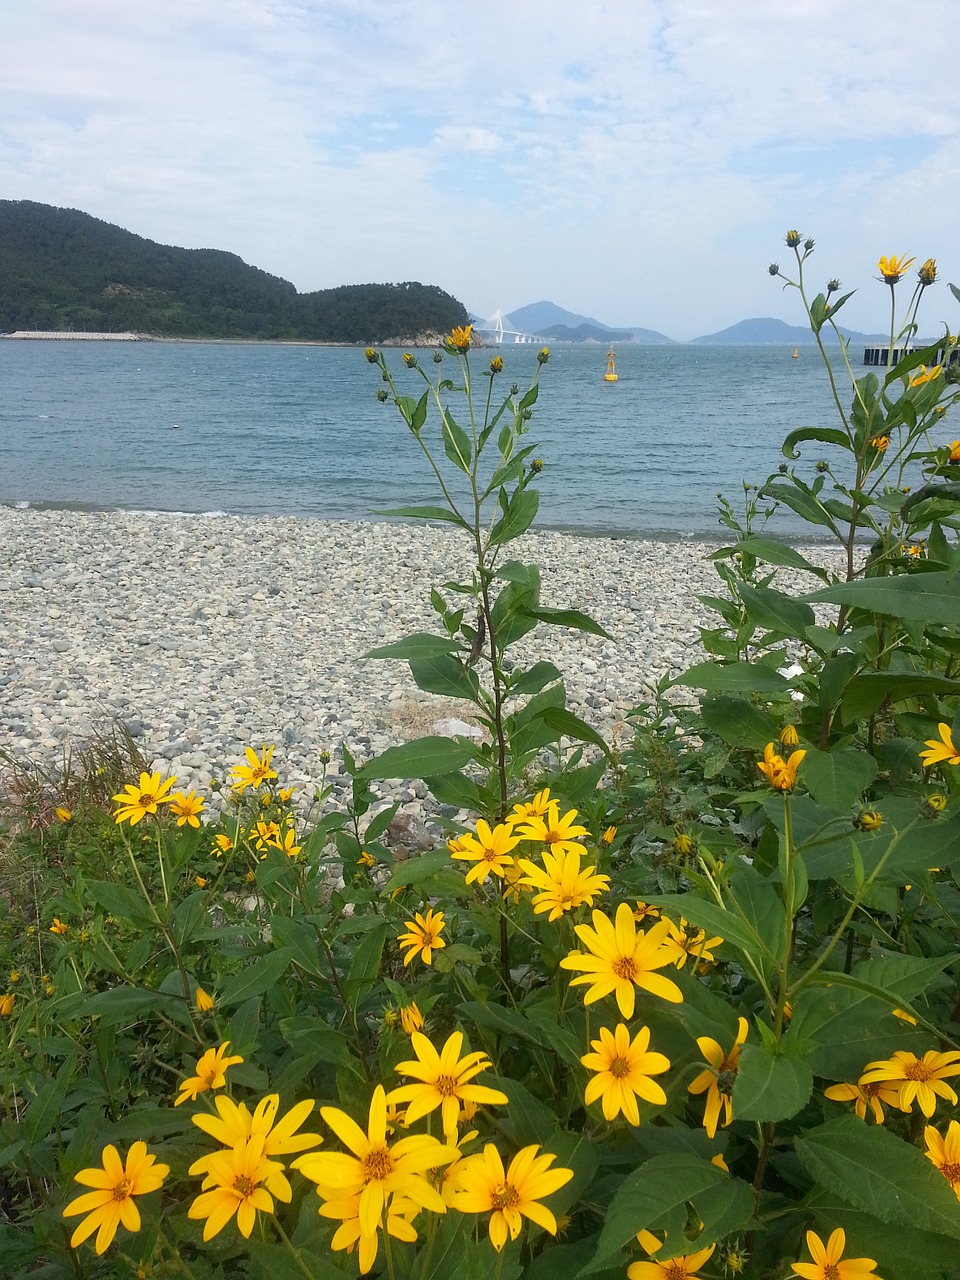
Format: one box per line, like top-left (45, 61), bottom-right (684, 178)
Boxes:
top-left (2, 1), bottom-right (958, 342)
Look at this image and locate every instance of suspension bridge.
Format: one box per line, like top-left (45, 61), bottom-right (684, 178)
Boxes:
top-left (471, 310), bottom-right (545, 345)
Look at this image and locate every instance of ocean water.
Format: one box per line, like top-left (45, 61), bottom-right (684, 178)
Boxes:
top-left (0, 339), bottom-right (852, 538)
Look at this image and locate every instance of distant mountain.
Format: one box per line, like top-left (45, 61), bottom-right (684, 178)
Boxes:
top-left (472, 300), bottom-right (675, 344)
top-left (690, 316), bottom-right (883, 346)
top-left (0, 200), bottom-right (469, 342)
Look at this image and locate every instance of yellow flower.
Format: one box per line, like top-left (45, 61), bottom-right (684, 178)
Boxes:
top-left (877, 253), bottom-right (915, 283)
top-left (194, 875), bottom-right (207, 889)
top-left (790, 1228), bottom-right (883, 1280)
top-left (860, 1049), bottom-right (960, 1117)
top-left (633, 901), bottom-right (661, 923)
top-left (50, 917), bottom-right (69, 936)
top-left (195, 986), bottom-right (215, 1013)
top-left (869, 434), bottom-right (890, 451)
top-left (780, 724), bottom-right (800, 747)
top-left (55, 806), bottom-right (73, 822)
top-left (918, 257), bottom-right (937, 285)
top-left (0, 993), bottom-right (15, 1016)
top-left (688, 1017), bottom-right (749, 1138)
top-left (490, 355), bottom-right (503, 373)
top-left (212, 834), bottom-right (234, 856)
top-left (188, 1133), bottom-right (290, 1240)
top-left (450, 1142), bottom-right (573, 1252)
top-left (174, 1043), bottom-right (244, 1107)
top-left (230, 745), bottom-right (278, 795)
top-left (757, 741), bottom-right (805, 791)
top-left (511, 788), bottom-right (554, 820)
top-left (823, 1077), bottom-right (903, 1123)
top-left (785, 230), bottom-right (803, 247)
top-left (359, 850), bottom-right (377, 868)
top-left (581, 1023), bottom-right (670, 1125)
top-left (920, 723), bottom-right (960, 768)
top-left (559, 903), bottom-right (683, 1018)
top-left (628, 1243), bottom-right (716, 1280)
top-left (388, 1030), bottom-right (508, 1140)
top-left (517, 846), bottom-right (611, 920)
top-left (448, 324), bottom-right (473, 352)
top-left (273, 826), bottom-right (302, 858)
top-left (891, 1007), bottom-right (918, 1025)
top-left (673, 833), bottom-right (694, 856)
top-left (515, 802), bottom-right (589, 856)
top-left (169, 790), bottom-right (205, 828)
top-left (660, 917), bottom-right (723, 969)
top-left (191, 1093), bottom-right (322, 1166)
top-left (399, 1002), bottom-right (423, 1035)
top-left (318, 1191), bottom-right (420, 1275)
top-left (854, 810), bottom-right (883, 832)
top-left (949, 440), bottom-right (960, 464)
top-left (63, 1142), bottom-right (169, 1255)
top-left (294, 1085), bottom-right (456, 1239)
top-left (112, 771), bottom-right (176, 825)
top-left (926, 792), bottom-right (948, 814)
top-left (450, 819), bottom-right (522, 885)
top-left (924, 1120), bottom-right (960, 1202)
top-left (602, 824), bottom-right (617, 845)
top-left (910, 364), bottom-right (942, 386)
top-left (251, 819), bottom-right (280, 852)
top-left (9, 971), bottom-right (20, 983)
top-left (397, 908), bottom-right (446, 967)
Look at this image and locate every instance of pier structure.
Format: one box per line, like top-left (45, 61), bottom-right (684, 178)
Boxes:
top-left (1, 330), bottom-right (142, 341)
top-left (863, 341), bottom-right (958, 367)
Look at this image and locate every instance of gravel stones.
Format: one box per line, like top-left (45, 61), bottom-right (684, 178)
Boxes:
top-left (0, 508), bottom-right (780, 817)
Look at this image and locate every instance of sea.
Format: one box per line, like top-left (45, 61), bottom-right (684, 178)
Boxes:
top-left (0, 339), bottom-right (856, 540)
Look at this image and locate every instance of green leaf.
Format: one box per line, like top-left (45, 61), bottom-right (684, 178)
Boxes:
top-left (409, 653), bottom-right (482, 701)
top-left (24, 1061), bottom-right (74, 1144)
top-left (73, 985), bottom-right (182, 1019)
top-left (840, 672), bottom-right (960, 723)
top-left (488, 1075), bottom-right (557, 1145)
top-left (579, 1154), bottom-right (737, 1275)
top-left (441, 409), bottom-right (473, 473)
top-left (218, 948), bottom-right (294, 1008)
top-left (801, 747), bottom-right (878, 810)
top-left (382, 848), bottom-right (465, 896)
top-left (740, 583), bottom-right (816, 635)
top-left (268, 916), bottom-right (325, 978)
top-left (647, 893), bottom-right (778, 968)
top-left (674, 661), bottom-right (790, 694)
top-left (781, 425), bottom-right (853, 459)
top-left (721, 537), bottom-right (831, 581)
top-left (540, 707), bottom-right (611, 756)
top-left (805, 572), bottom-right (960, 624)
top-left (508, 660), bottom-right (562, 697)
top-left (461, 1000), bottom-right (560, 1053)
top-left (731, 1044), bottom-right (813, 1121)
top-left (490, 489), bottom-right (539, 544)
top-left (344, 920), bottom-right (387, 1009)
top-left (376, 504), bottom-right (469, 529)
top-left (365, 632), bottom-right (460, 660)
top-left (83, 879), bottom-right (156, 927)
top-left (529, 607), bottom-right (612, 639)
top-left (280, 1016), bottom-right (363, 1076)
top-left (362, 736), bottom-right (477, 779)
top-left (700, 695), bottom-right (778, 748)
top-left (796, 1117), bottom-right (960, 1239)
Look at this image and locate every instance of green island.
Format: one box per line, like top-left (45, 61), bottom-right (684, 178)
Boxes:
top-left (2, 235), bottom-right (960, 1280)
top-left (0, 200), bottom-right (469, 342)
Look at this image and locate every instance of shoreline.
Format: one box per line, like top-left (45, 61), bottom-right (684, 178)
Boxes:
top-left (0, 508), bottom-right (833, 826)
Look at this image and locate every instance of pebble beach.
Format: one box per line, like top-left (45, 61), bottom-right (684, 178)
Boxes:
top-left (1, 508), bottom-right (728, 819)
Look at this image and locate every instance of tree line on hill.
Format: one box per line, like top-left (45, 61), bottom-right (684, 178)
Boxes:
top-left (0, 201), bottom-right (469, 342)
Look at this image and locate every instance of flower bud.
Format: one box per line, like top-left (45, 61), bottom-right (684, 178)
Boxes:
top-left (779, 724), bottom-right (799, 747)
top-left (376, 388), bottom-right (388, 402)
top-left (403, 352), bottom-right (418, 368)
top-left (816, 460), bottom-right (828, 473)
top-left (804, 237), bottom-right (815, 251)
top-left (827, 278), bottom-right (841, 293)
top-left (365, 347), bottom-right (378, 362)
top-left (432, 350), bottom-right (443, 363)
top-left (918, 258), bottom-right (937, 285)
top-left (785, 230), bottom-right (802, 247)
top-left (530, 458), bottom-right (544, 473)
top-left (490, 355), bottom-right (503, 373)
top-left (768, 262), bottom-right (780, 276)
top-left (537, 347), bottom-right (551, 364)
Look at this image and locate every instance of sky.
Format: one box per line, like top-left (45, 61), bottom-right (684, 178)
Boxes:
top-left (2, 0), bottom-right (959, 341)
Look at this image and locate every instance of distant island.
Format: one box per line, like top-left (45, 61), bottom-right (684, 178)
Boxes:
top-left (0, 201), bottom-right (469, 343)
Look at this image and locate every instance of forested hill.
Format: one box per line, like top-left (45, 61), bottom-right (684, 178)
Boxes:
top-left (0, 201), bottom-right (469, 342)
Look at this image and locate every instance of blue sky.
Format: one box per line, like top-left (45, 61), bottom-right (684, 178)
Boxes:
top-left (2, 0), bottom-right (958, 340)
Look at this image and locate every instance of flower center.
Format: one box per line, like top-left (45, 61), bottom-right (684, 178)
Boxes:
top-left (612, 956), bottom-right (637, 981)
top-left (435, 1074), bottom-right (460, 1097)
top-left (139, 793), bottom-right (155, 807)
top-left (362, 1145), bottom-right (394, 1182)
top-left (665, 1264), bottom-right (688, 1280)
top-left (717, 1064), bottom-right (738, 1094)
top-left (112, 1179), bottom-right (131, 1202)
top-left (824, 1266), bottom-right (840, 1280)
top-left (609, 1055), bottom-right (630, 1079)
top-left (941, 1161), bottom-right (960, 1187)
top-left (233, 1175), bottom-right (255, 1197)
top-left (482, 847), bottom-right (499, 863)
top-left (904, 1061), bottom-right (933, 1081)
top-left (491, 1182), bottom-right (520, 1211)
